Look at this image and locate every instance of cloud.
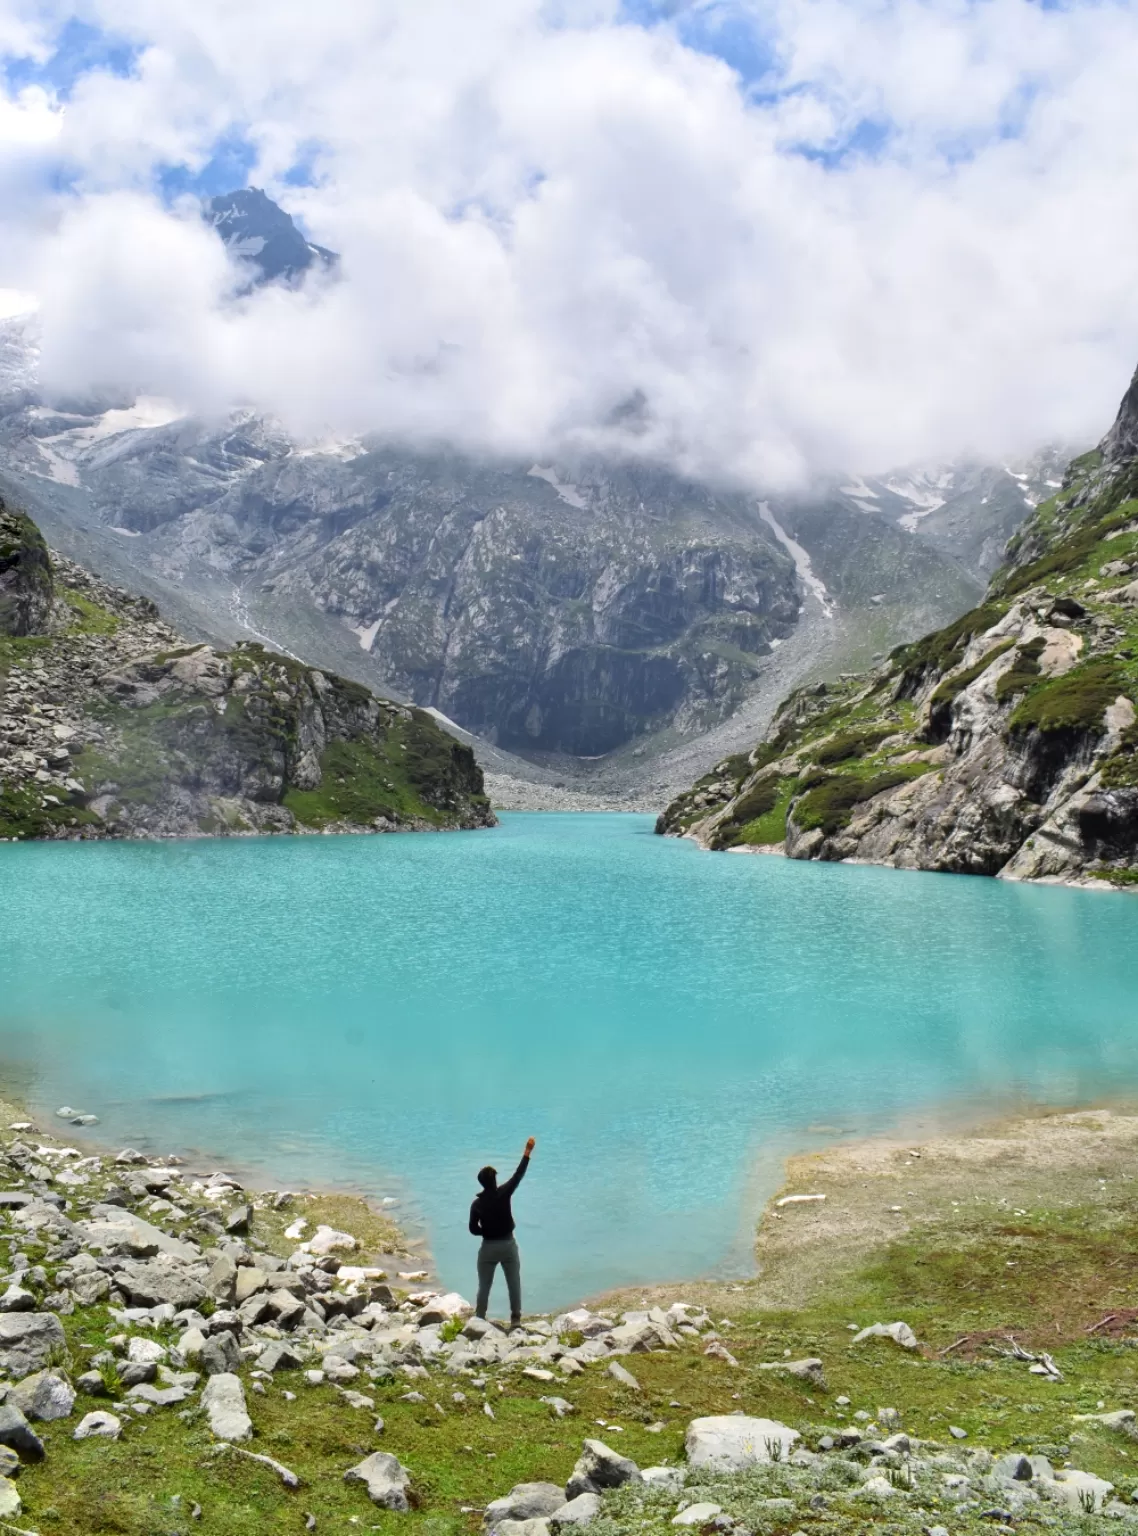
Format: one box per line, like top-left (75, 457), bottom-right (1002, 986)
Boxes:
top-left (1, 0), bottom-right (1138, 485)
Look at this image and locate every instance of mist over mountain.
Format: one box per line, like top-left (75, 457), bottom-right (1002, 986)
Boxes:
top-left (205, 188), bottom-right (339, 289)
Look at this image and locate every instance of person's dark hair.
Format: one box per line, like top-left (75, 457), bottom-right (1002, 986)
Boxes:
top-left (477, 1165), bottom-right (497, 1190)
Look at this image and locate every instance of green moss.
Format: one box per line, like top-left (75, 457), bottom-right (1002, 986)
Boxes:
top-left (793, 765), bottom-right (931, 836)
top-left (929, 639), bottom-right (1015, 709)
top-left (993, 637), bottom-right (1046, 702)
top-left (1100, 722), bottom-right (1138, 788)
top-left (1008, 657), bottom-right (1128, 735)
top-left (59, 587), bottom-right (120, 636)
top-left (736, 776), bottom-right (797, 846)
top-left (998, 499), bottom-right (1138, 597)
top-left (0, 780), bottom-right (100, 840)
top-left (809, 725), bottom-right (894, 766)
top-left (1088, 865), bottom-right (1138, 886)
top-left (893, 604), bottom-right (1006, 694)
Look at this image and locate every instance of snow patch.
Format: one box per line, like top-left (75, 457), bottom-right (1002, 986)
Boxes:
top-left (528, 465), bottom-right (587, 509)
top-left (351, 619), bottom-right (380, 652)
top-left (758, 503), bottom-right (833, 618)
top-left (110, 526), bottom-right (141, 538)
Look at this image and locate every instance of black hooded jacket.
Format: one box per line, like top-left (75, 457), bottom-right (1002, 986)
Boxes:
top-left (469, 1153), bottom-right (530, 1241)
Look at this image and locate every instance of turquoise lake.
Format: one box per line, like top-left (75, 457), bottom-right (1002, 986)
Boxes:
top-left (1, 811), bottom-right (1137, 1310)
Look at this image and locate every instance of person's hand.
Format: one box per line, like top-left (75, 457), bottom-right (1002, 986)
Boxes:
top-left (525, 1136), bottom-right (536, 1155)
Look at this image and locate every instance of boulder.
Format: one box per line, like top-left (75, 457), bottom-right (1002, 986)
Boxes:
top-left (256, 1341), bottom-right (303, 1373)
top-left (642, 1468), bottom-right (684, 1492)
top-left (0, 1286), bottom-right (36, 1313)
top-left (0, 1476), bottom-right (18, 1520)
top-left (112, 1257), bottom-right (207, 1310)
top-left (200, 1331), bottom-right (243, 1375)
top-left (485, 1483), bottom-right (567, 1525)
top-left (234, 1268), bottom-right (268, 1304)
top-left (8, 1369), bottom-right (75, 1422)
top-left (606, 1362), bottom-right (640, 1390)
top-left (343, 1450), bottom-right (413, 1511)
top-left (418, 1292), bottom-right (473, 1326)
top-left (493, 1522), bottom-right (550, 1536)
top-left (672, 1503), bottom-right (722, 1526)
top-left (74, 1410), bottom-right (122, 1440)
top-left (307, 1225), bottom-right (358, 1256)
top-left (127, 1337), bottom-right (166, 1365)
top-left (684, 1416), bottom-right (799, 1471)
top-left (76, 1370), bottom-right (109, 1396)
top-left (850, 1321), bottom-right (918, 1351)
top-left (565, 1440), bottom-right (642, 1500)
top-left (550, 1493), bottom-right (601, 1527)
top-left (1045, 1469), bottom-right (1114, 1513)
top-left (206, 1254), bottom-right (238, 1304)
top-left (0, 1312), bottom-right (66, 1380)
top-left (0, 1404), bottom-right (45, 1461)
top-left (201, 1373), bottom-right (253, 1441)
top-left (758, 1357), bottom-right (826, 1389)
top-left (128, 1384), bottom-right (190, 1407)
top-left (178, 1326), bottom-right (207, 1359)
top-left (119, 1362), bottom-right (157, 1387)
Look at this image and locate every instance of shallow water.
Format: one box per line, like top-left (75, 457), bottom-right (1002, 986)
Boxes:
top-left (1, 813), bottom-right (1137, 1309)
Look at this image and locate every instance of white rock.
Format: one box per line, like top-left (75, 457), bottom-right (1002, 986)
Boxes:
top-left (775, 1193), bottom-right (825, 1207)
top-left (850, 1321), bottom-right (918, 1350)
top-left (343, 1450), bottom-right (412, 1511)
top-left (642, 1467), bottom-right (685, 1492)
top-left (1045, 1469), bottom-right (1114, 1513)
top-left (858, 1475), bottom-right (897, 1498)
top-left (201, 1372), bottom-right (253, 1442)
top-left (127, 1337), bottom-right (167, 1365)
top-left (685, 1416), bottom-right (799, 1471)
top-left (283, 1218), bottom-right (308, 1240)
top-left (673, 1503), bottom-right (722, 1526)
top-left (178, 1326), bottom-right (206, 1358)
top-left (0, 1476), bottom-right (18, 1518)
top-left (550, 1491), bottom-right (601, 1527)
top-left (305, 1225), bottom-right (358, 1256)
top-left (606, 1362), bottom-right (640, 1390)
top-left (74, 1410), bottom-right (122, 1440)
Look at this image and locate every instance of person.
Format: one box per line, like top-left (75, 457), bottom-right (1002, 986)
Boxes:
top-left (469, 1135), bottom-right (535, 1329)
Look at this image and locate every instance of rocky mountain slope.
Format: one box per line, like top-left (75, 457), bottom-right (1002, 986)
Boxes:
top-left (0, 499), bottom-right (493, 840)
top-left (657, 370), bottom-right (1138, 887)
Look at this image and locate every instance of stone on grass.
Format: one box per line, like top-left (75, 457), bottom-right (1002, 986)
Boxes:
top-left (234, 1268), bottom-right (267, 1305)
top-left (606, 1361), bottom-right (640, 1390)
top-left (74, 1410), bottom-right (122, 1440)
top-left (256, 1341), bottom-right (303, 1373)
top-left (200, 1331), bottom-right (243, 1376)
top-left (995, 1454), bottom-right (1034, 1482)
top-left (119, 1362), bottom-right (157, 1387)
top-left (343, 1450), bottom-right (412, 1511)
top-left (9, 1368), bottom-right (76, 1422)
top-left (418, 1292), bottom-right (472, 1325)
top-left (550, 1492), bottom-right (601, 1527)
top-left (565, 1440), bottom-right (642, 1499)
top-left (684, 1416), bottom-right (799, 1471)
top-left (1073, 1408), bottom-right (1137, 1433)
top-left (485, 1482), bottom-right (566, 1525)
top-left (673, 1504), bottom-right (722, 1526)
top-left (758, 1357), bottom-right (825, 1389)
top-left (76, 1370), bottom-right (109, 1397)
top-left (206, 1254), bottom-right (238, 1304)
top-left (0, 1404), bottom-right (45, 1461)
top-left (642, 1468), bottom-right (685, 1492)
top-left (0, 1285), bottom-right (36, 1313)
top-left (850, 1321), bottom-right (918, 1351)
top-left (0, 1312), bottom-right (66, 1379)
top-left (494, 1521), bottom-right (550, 1536)
top-left (0, 1450), bottom-right (16, 1479)
top-left (128, 1384), bottom-right (189, 1407)
top-left (307, 1225), bottom-right (358, 1256)
top-left (0, 1476), bottom-right (19, 1519)
top-left (1046, 1469), bottom-right (1114, 1513)
top-left (178, 1326), bottom-right (206, 1359)
top-left (201, 1372), bottom-right (253, 1441)
top-left (112, 1258), bottom-right (207, 1311)
top-left (540, 1397), bottom-right (576, 1418)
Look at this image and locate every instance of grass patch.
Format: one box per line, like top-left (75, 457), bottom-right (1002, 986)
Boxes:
top-left (1008, 657), bottom-right (1128, 735)
top-left (994, 637), bottom-right (1046, 703)
top-left (736, 777), bottom-right (798, 847)
top-left (793, 766), bottom-right (930, 836)
top-left (0, 779), bottom-right (100, 840)
top-left (808, 726), bottom-right (895, 766)
top-left (59, 586), bottom-right (120, 636)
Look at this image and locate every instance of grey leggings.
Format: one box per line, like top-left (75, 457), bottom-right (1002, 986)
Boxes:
top-left (476, 1237), bottom-right (521, 1319)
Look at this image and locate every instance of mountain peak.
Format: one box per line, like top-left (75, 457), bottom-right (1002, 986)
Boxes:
top-left (205, 187), bottom-right (339, 288)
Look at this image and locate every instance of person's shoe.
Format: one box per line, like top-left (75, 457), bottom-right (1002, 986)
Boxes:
top-left (510, 1314), bottom-right (523, 1331)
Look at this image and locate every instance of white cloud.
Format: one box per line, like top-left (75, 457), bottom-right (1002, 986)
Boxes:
top-left (2, 0), bottom-right (1138, 484)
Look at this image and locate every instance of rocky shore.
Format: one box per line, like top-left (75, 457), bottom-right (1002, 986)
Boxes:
top-left (0, 498), bottom-right (495, 840)
top-left (0, 1099), bottom-right (1135, 1532)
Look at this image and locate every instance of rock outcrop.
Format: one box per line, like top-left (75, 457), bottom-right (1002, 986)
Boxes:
top-left (657, 367), bottom-right (1138, 888)
top-left (0, 505), bottom-right (495, 840)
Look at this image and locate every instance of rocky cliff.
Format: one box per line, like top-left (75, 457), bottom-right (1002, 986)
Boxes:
top-left (0, 500), bottom-right (494, 840)
top-left (657, 370), bottom-right (1138, 888)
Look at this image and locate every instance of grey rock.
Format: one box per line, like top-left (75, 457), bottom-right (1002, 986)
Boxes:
top-left (118, 1362), bottom-right (158, 1387)
top-left (485, 1483), bottom-right (566, 1525)
top-left (851, 1321), bottom-right (918, 1351)
top-left (201, 1372), bottom-right (253, 1441)
top-left (550, 1493), bottom-right (602, 1527)
top-left (128, 1383), bottom-right (190, 1407)
top-left (995, 1453), bottom-right (1034, 1482)
top-left (605, 1361), bottom-right (640, 1390)
top-left (199, 1331), bottom-right (243, 1376)
top-left (343, 1450), bottom-right (413, 1511)
top-left (0, 1404), bottom-right (45, 1461)
top-left (112, 1258), bottom-right (207, 1310)
top-left (684, 1416), bottom-right (800, 1471)
top-left (565, 1440), bottom-right (642, 1499)
top-left (225, 1205), bottom-right (251, 1234)
top-left (76, 1370), bottom-right (109, 1396)
top-left (205, 1255), bottom-right (238, 1304)
top-left (0, 1286), bottom-right (36, 1314)
top-left (256, 1341), bottom-right (303, 1373)
top-left (74, 1410), bottom-right (122, 1440)
top-left (8, 1369), bottom-right (75, 1422)
top-left (0, 1312), bottom-right (66, 1379)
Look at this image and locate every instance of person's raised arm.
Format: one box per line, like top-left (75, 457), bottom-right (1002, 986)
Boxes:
top-left (500, 1136), bottom-right (536, 1197)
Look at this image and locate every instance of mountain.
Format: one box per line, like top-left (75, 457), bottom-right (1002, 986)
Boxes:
top-left (206, 188), bottom-right (339, 287)
top-left (657, 370), bottom-right (1138, 888)
top-left (0, 498), bottom-right (493, 840)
